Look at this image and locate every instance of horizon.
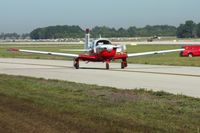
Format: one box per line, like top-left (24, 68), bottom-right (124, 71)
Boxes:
top-left (0, 22), bottom-right (196, 34)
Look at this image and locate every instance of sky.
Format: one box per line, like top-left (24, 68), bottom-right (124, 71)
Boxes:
top-left (0, 0), bottom-right (200, 33)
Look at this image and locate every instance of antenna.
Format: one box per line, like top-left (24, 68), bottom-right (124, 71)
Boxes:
top-left (85, 28), bottom-right (90, 50)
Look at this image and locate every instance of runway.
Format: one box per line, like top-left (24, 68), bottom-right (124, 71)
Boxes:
top-left (0, 58), bottom-right (200, 98)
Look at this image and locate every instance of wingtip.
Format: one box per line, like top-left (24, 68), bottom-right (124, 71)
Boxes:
top-left (8, 48), bottom-right (19, 52)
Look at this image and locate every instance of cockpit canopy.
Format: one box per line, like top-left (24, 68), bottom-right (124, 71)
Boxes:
top-left (95, 39), bottom-right (111, 46)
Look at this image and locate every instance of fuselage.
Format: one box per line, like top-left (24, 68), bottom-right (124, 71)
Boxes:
top-left (84, 39), bottom-right (119, 61)
top-left (75, 32), bottom-right (128, 69)
top-left (80, 47), bottom-right (118, 62)
top-left (99, 49), bottom-right (117, 59)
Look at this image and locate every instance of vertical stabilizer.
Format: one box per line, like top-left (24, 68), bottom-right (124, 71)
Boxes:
top-left (85, 29), bottom-right (90, 50)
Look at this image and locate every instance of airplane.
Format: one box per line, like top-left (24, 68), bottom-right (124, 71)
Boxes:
top-left (9, 29), bottom-right (184, 69)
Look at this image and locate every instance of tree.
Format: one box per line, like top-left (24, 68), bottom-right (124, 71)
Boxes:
top-left (177, 24), bottom-right (185, 38)
top-left (30, 28), bottom-right (41, 39)
top-left (0, 33), bottom-right (21, 40)
top-left (91, 26), bottom-right (117, 38)
top-left (21, 33), bottom-right (30, 39)
top-left (127, 26), bottom-right (137, 37)
top-left (196, 23), bottom-right (200, 37)
top-left (177, 20), bottom-right (196, 38)
top-left (30, 25), bottom-right (84, 39)
top-left (117, 27), bottom-right (128, 37)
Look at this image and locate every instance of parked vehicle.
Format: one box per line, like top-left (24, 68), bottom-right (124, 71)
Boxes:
top-left (180, 45), bottom-right (200, 57)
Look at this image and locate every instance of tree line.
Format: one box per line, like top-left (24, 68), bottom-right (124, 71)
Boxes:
top-left (30, 25), bottom-right (84, 39)
top-left (177, 20), bottom-right (200, 38)
top-left (0, 33), bottom-right (29, 40)
top-left (2, 20), bottom-right (200, 40)
top-left (30, 25), bottom-right (177, 39)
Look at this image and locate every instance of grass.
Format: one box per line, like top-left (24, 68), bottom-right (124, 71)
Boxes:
top-left (0, 74), bottom-right (199, 133)
top-left (0, 44), bottom-right (200, 67)
top-left (126, 45), bottom-right (200, 67)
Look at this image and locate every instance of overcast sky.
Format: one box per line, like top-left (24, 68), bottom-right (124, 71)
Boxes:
top-left (0, 0), bottom-right (200, 33)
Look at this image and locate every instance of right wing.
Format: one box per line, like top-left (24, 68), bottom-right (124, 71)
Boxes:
top-left (9, 48), bottom-right (79, 58)
top-left (60, 49), bottom-right (91, 52)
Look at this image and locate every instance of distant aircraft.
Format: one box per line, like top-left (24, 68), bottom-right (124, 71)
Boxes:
top-left (9, 29), bottom-right (184, 69)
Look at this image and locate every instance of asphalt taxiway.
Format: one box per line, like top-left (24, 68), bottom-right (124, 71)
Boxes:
top-left (0, 58), bottom-right (200, 98)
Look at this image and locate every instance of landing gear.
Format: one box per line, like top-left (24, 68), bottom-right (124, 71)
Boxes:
top-left (121, 62), bottom-right (125, 69)
top-left (106, 60), bottom-right (110, 69)
top-left (188, 53), bottom-right (193, 58)
top-left (106, 63), bottom-right (109, 69)
top-left (74, 58), bottom-right (79, 69)
top-left (121, 59), bottom-right (127, 69)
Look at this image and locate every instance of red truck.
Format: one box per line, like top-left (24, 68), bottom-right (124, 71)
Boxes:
top-left (180, 45), bottom-right (200, 57)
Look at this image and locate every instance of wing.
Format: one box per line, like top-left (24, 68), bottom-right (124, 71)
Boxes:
top-left (60, 49), bottom-right (91, 52)
top-left (128, 49), bottom-right (184, 58)
top-left (9, 48), bottom-right (79, 58)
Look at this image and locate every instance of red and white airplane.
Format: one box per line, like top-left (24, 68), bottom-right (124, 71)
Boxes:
top-left (9, 29), bottom-right (184, 69)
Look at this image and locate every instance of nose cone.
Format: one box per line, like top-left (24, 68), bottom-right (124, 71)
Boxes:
top-left (100, 49), bottom-right (116, 59)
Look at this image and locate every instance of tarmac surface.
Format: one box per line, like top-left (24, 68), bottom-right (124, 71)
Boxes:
top-left (0, 58), bottom-right (200, 98)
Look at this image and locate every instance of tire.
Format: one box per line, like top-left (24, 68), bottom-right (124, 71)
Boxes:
top-left (74, 58), bottom-right (80, 69)
top-left (188, 53), bottom-right (193, 57)
top-left (121, 62), bottom-right (125, 69)
top-left (74, 63), bottom-right (79, 69)
top-left (106, 63), bottom-right (109, 69)
top-left (179, 52), bottom-right (183, 57)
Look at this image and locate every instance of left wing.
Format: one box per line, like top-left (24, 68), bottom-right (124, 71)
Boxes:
top-left (128, 49), bottom-right (184, 58)
top-left (9, 48), bottom-right (79, 58)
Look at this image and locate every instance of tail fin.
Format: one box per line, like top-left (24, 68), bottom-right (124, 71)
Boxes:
top-left (85, 29), bottom-right (90, 50)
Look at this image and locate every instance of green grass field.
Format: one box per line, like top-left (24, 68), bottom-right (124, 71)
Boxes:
top-left (0, 44), bottom-right (200, 67)
top-left (126, 45), bottom-right (200, 66)
top-left (0, 74), bottom-right (199, 133)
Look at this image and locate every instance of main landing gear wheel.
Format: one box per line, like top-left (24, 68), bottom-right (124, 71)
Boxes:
top-left (121, 62), bottom-right (125, 69)
top-left (74, 59), bottom-right (79, 69)
top-left (121, 59), bottom-right (127, 69)
top-left (188, 53), bottom-right (193, 57)
top-left (74, 63), bottom-right (79, 69)
top-left (106, 63), bottom-right (109, 69)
